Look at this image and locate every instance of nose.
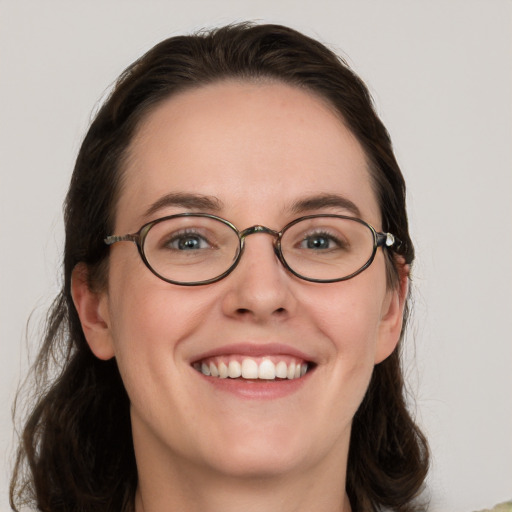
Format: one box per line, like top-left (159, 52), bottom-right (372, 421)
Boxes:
top-left (220, 230), bottom-right (297, 323)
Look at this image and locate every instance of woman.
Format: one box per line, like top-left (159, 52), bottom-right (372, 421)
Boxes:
top-left (10, 23), bottom-right (429, 512)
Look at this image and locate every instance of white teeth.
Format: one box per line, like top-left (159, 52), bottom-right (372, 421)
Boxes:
top-left (228, 360), bottom-right (242, 378)
top-left (241, 358), bottom-right (259, 379)
top-left (209, 362), bottom-right (219, 377)
top-left (275, 361), bottom-right (288, 379)
top-left (258, 359), bottom-right (276, 380)
top-left (198, 358), bottom-right (310, 380)
top-left (218, 361), bottom-right (228, 378)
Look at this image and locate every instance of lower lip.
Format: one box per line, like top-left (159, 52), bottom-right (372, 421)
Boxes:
top-left (196, 371), bottom-right (311, 400)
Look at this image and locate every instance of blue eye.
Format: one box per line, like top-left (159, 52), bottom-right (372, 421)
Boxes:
top-left (300, 232), bottom-right (343, 250)
top-left (166, 231), bottom-right (211, 250)
top-left (303, 235), bottom-right (333, 249)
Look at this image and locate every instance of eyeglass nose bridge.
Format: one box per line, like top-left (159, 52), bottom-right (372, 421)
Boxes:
top-left (237, 224), bottom-right (284, 262)
top-left (239, 224), bottom-right (280, 240)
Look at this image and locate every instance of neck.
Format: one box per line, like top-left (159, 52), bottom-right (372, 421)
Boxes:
top-left (135, 466), bottom-right (353, 512)
top-left (132, 423), bottom-right (353, 512)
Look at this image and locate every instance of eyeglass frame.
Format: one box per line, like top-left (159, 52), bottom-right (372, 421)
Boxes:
top-left (104, 213), bottom-right (402, 286)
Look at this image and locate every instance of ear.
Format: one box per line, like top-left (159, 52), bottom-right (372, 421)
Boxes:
top-left (374, 262), bottom-right (409, 364)
top-left (71, 263), bottom-right (115, 360)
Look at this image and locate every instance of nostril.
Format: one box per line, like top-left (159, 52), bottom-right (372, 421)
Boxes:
top-left (234, 306), bottom-right (287, 318)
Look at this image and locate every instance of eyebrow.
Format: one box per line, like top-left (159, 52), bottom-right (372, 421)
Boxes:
top-left (143, 192), bottom-right (224, 218)
top-left (142, 191), bottom-right (361, 221)
top-left (290, 193), bottom-right (361, 217)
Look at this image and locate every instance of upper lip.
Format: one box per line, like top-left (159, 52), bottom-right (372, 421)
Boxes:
top-left (189, 342), bottom-right (316, 365)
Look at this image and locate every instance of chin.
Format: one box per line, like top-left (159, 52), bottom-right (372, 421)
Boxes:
top-left (206, 445), bottom-right (306, 479)
top-left (197, 420), bottom-right (318, 478)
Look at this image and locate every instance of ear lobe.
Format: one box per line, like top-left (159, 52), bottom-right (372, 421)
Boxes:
top-left (374, 263), bottom-right (409, 364)
top-left (71, 263), bottom-right (115, 360)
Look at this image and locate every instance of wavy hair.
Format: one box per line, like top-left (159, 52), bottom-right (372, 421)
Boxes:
top-left (10, 23), bottom-right (429, 512)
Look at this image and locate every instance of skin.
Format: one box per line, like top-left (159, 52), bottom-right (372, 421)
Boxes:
top-left (72, 81), bottom-right (408, 512)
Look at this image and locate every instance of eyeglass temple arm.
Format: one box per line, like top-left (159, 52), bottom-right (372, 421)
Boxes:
top-left (376, 232), bottom-right (402, 250)
top-left (104, 234), bottom-right (139, 246)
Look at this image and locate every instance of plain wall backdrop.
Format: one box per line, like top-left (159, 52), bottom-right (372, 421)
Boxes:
top-left (1, 1), bottom-right (511, 511)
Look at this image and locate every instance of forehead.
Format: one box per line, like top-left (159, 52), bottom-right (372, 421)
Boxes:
top-left (118, 81), bottom-right (380, 230)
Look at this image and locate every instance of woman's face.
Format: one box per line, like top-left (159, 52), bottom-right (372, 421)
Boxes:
top-left (77, 81), bottom-right (406, 481)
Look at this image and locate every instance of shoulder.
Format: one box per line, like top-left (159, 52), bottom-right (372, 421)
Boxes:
top-left (474, 502), bottom-right (512, 512)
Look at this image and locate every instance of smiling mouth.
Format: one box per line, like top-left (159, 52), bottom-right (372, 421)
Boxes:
top-left (192, 356), bottom-right (313, 381)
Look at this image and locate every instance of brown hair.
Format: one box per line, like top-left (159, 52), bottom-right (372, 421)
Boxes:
top-left (10, 23), bottom-right (429, 512)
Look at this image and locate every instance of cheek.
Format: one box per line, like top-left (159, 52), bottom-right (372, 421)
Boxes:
top-left (301, 267), bottom-right (389, 392)
top-left (105, 265), bottom-right (212, 391)
top-left (107, 247), bottom-right (209, 341)
top-left (310, 277), bottom-right (386, 352)
top-left (108, 282), bottom-right (208, 356)
top-left (105, 280), bottom-right (218, 443)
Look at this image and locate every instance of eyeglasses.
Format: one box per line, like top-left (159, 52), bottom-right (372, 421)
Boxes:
top-left (104, 213), bottom-right (401, 286)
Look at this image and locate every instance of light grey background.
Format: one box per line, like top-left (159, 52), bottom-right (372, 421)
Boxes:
top-left (1, 1), bottom-right (511, 511)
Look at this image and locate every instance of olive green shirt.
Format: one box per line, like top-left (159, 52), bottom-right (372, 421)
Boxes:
top-left (475, 502), bottom-right (512, 512)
